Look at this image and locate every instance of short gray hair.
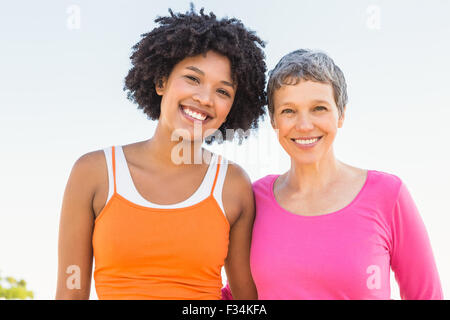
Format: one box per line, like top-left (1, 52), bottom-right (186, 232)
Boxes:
top-left (267, 49), bottom-right (347, 117)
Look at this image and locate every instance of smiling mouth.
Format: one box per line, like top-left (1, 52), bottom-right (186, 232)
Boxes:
top-left (179, 105), bottom-right (211, 122)
top-left (291, 136), bottom-right (323, 146)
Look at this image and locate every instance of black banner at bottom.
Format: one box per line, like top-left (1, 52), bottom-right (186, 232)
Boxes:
top-left (0, 300), bottom-right (445, 318)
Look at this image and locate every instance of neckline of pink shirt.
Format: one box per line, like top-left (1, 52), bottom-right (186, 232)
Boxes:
top-left (269, 170), bottom-right (373, 220)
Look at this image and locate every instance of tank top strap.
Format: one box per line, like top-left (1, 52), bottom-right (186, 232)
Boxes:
top-left (111, 146), bottom-right (117, 194)
top-left (103, 146), bottom-right (117, 203)
top-left (210, 155), bottom-right (222, 196)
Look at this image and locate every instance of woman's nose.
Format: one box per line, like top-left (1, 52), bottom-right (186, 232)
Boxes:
top-left (193, 87), bottom-right (213, 107)
top-left (295, 113), bottom-right (314, 131)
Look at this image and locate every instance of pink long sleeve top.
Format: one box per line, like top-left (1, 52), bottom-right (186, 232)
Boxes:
top-left (223, 170), bottom-right (442, 300)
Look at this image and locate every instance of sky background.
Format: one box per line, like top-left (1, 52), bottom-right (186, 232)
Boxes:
top-left (0, 0), bottom-right (449, 299)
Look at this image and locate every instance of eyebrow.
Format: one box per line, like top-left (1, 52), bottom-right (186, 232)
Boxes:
top-left (310, 99), bottom-right (331, 106)
top-left (185, 66), bottom-right (235, 88)
top-left (279, 99), bottom-right (331, 107)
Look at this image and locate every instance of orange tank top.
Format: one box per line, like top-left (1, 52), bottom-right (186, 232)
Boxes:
top-left (92, 146), bottom-right (230, 300)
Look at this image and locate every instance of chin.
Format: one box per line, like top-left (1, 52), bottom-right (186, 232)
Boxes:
top-left (287, 149), bottom-right (322, 165)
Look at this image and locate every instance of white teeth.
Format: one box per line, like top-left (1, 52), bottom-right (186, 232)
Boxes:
top-left (182, 107), bottom-right (207, 121)
top-left (294, 138), bottom-right (319, 145)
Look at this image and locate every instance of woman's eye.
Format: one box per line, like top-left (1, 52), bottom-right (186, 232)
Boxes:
top-left (217, 89), bottom-right (231, 97)
top-left (281, 109), bottom-right (294, 114)
top-left (314, 106), bottom-right (327, 111)
top-left (185, 75), bottom-right (199, 83)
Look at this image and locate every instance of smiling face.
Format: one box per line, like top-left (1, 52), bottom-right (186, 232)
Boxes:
top-left (156, 50), bottom-right (236, 141)
top-left (271, 79), bottom-right (345, 165)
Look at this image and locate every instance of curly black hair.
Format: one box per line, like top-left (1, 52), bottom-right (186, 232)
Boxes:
top-left (123, 5), bottom-right (267, 144)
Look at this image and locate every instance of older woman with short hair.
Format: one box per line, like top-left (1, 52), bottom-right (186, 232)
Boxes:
top-left (224, 49), bottom-right (442, 300)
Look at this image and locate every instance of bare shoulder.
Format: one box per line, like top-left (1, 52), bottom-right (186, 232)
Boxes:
top-left (222, 160), bottom-right (255, 226)
top-left (69, 149), bottom-right (109, 216)
top-left (74, 149), bottom-right (106, 168)
top-left (71, 150), bottom-right (107, 186)
top-left (225, 160), bottom-right (253, 196)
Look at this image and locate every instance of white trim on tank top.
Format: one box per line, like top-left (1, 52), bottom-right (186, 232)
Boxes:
top-left (103, 146), bottom-right (228, 215)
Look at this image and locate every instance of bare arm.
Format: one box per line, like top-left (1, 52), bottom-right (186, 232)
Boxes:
top-left (55, 151), bottom-right (105, 299)
top-left (223, 163), bottom-right (257, 300)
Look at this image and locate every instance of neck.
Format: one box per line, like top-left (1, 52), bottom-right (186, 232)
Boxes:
top-left (144, 123), bottom-right (205, 168)
top-left (284, 149), bottom-right (342, 194)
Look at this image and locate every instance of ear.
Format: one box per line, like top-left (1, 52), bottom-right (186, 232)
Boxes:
top-left (155, 78), bottom-right (167, 96)
top-left (338, 106), bottom-right (346, 128)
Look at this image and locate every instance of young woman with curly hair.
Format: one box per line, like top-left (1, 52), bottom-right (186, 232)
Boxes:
top-left (55, 6), bottom-right (266, 300)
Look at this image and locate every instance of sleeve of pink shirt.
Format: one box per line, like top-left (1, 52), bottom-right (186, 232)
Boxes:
top-left (389, 182), bottom-right (443, 299)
